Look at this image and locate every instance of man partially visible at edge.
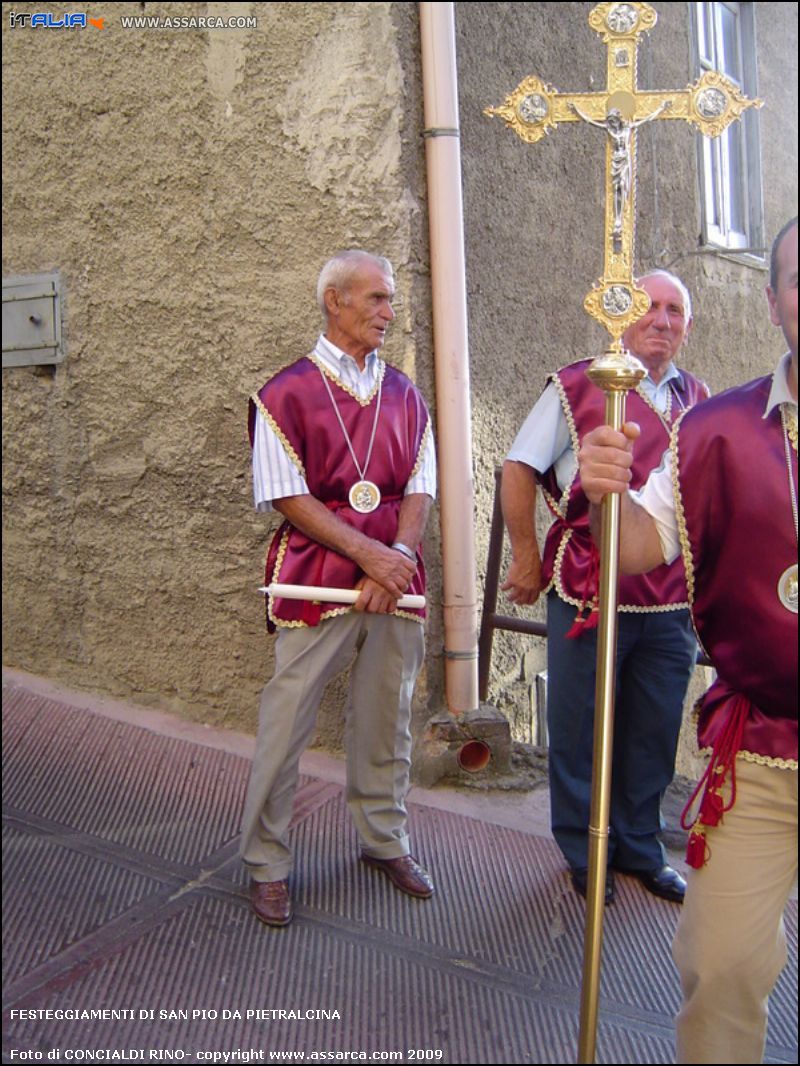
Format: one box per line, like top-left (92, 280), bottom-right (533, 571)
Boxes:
top-left (578, 217), bottom-right (798, 1064)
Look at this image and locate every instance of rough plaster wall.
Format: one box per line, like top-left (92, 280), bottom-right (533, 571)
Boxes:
top-left (1, 2), bottom-right (437, 752)
top-left (456, 2), bottom-right (797, 772)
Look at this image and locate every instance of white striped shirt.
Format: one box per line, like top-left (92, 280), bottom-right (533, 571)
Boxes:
top-left (252, 335), bottom-right (436, 511)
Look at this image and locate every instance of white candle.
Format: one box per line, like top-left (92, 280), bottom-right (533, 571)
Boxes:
top-left (260, 583), bottom-right (425, 610)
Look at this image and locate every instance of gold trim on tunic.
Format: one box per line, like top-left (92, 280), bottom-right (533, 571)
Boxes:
top-left (251, 392), bottom-right (307, 481)
top-left (694, 745), bottom-right (799, 772)
top-left (635, 381), bottom-right (674, 434)
top-left (271, 603), bottom-right (425, 629)
top-left (549, 525), bottom-right (690, 613)
top-left (410, 419), bottom-right (432, 482)
top-left (307, 353), bottom-right (385, 407)
top-left (689, 699), bottom-right (796, 770)
top-left (671, 412), bottom-right (698, 608)
top-left (550, 372), bottom-right (580, 517)
top-left (268, 528), bottom-right (306, 630)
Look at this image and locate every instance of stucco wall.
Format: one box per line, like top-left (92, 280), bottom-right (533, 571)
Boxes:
top-left (1, 1), bottom-right (436, 749)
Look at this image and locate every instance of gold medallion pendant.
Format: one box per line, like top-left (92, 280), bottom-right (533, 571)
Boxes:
top-left (349, 480), bottom-right (381, 514)
top-left (777, 564), bottom-right (798, 614)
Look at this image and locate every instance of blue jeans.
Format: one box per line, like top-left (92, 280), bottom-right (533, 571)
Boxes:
top-left (546, 591), bottom-right (697, 871)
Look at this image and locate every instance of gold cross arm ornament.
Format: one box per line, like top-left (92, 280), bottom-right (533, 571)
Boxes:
top-left (485, 1), bottom-right (762, 353)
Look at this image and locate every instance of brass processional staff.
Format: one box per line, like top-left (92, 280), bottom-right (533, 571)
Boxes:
top-left (485, 3), bottom-right (761, 1061)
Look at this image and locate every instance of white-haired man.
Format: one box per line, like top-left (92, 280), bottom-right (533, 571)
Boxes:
top-left (241, 250), bottom-right (436, 926)
top-left (501, 271), bottom-right (709, 904)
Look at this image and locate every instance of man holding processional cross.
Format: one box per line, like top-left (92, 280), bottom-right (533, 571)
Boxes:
top-left (486, 1), bottom-right (763, 1059)
top-left (579, 215), bottom-right (798, 1064)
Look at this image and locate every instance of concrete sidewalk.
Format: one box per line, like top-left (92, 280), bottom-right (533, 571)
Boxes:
top-left (2, 669), bottom-right (797, 1064)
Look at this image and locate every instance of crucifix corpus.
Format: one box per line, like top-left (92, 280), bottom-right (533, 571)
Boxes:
top-left (485, 3), bottom-right (761, 1062)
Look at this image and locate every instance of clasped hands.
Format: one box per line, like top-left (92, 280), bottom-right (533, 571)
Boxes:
top-left (354, 541), bottom-right (416, 614)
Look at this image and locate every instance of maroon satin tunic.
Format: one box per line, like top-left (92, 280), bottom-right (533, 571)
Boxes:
top-left (675, 375), bottom-right (798, 764)
top-left (249, 357), bottom-right (430, 629)
top-left (537, 359), bottom-right (709, 611)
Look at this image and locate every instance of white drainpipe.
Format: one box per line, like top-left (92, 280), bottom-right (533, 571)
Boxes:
top-left (419, 2), bottom-right (480, 717)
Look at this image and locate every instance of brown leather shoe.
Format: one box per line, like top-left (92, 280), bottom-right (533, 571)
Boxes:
top-left (361, 854), bottom-right (434, 898)
top-left (250, 879), bottom-right (293, 926)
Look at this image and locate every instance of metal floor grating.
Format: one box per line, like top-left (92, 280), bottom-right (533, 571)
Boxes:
top-left (3, 682), bottom-right (797, 1064)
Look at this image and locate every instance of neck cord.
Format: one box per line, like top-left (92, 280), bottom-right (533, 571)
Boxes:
top-left (317, 365), bottom-right (383, 482)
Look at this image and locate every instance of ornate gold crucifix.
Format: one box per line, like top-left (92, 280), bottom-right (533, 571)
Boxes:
top-left (486, 0), bottom-right (761, 357)
top-left (486, 4), bottom-right (761, 1063)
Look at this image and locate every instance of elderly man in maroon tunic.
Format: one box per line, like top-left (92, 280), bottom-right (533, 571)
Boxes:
top-left (241, 250), bottom-right (436, 927)
top-left (578, 217), bottom-right (798, 1064)
top-left (502, 271), bottom-right (709, 906)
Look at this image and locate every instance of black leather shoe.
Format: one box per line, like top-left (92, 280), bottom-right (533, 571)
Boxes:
top-left (630, 865), bottom-right (686, 903)
top-left (571, 867), bottom-right (615, 904)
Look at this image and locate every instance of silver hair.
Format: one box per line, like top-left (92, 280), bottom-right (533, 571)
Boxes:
top-left (637, 269), bottom-right (693, 324)
top-left (316, 250), bottom-right (394, 316)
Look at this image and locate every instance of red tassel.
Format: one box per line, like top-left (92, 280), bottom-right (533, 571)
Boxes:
top-left (680, 694), bottom-right (748, 868)
top-left (565, 606), bottom-right (599, 640)
top-left (565, 616), bottom-right (588, 639)
top-left (698, 789), bottom-right (725, 827)
top-left (686, 829), bottom-right (708, 869)
top-left (565, 545), bottom-right (601, 640)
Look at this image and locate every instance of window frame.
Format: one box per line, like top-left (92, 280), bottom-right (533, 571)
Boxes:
top-left (690, 1), bottom-right (765, 261)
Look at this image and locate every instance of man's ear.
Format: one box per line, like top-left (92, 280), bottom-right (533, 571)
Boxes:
top-left (766, 286), bottom-right (781, 329)
top-left (323, 286), bottom-right (340, 317)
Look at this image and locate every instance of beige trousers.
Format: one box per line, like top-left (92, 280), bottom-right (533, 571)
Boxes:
top-left (673, 758), bottom-right (798, 1064)
top-left (240, 611), bottom-right (425, 883)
